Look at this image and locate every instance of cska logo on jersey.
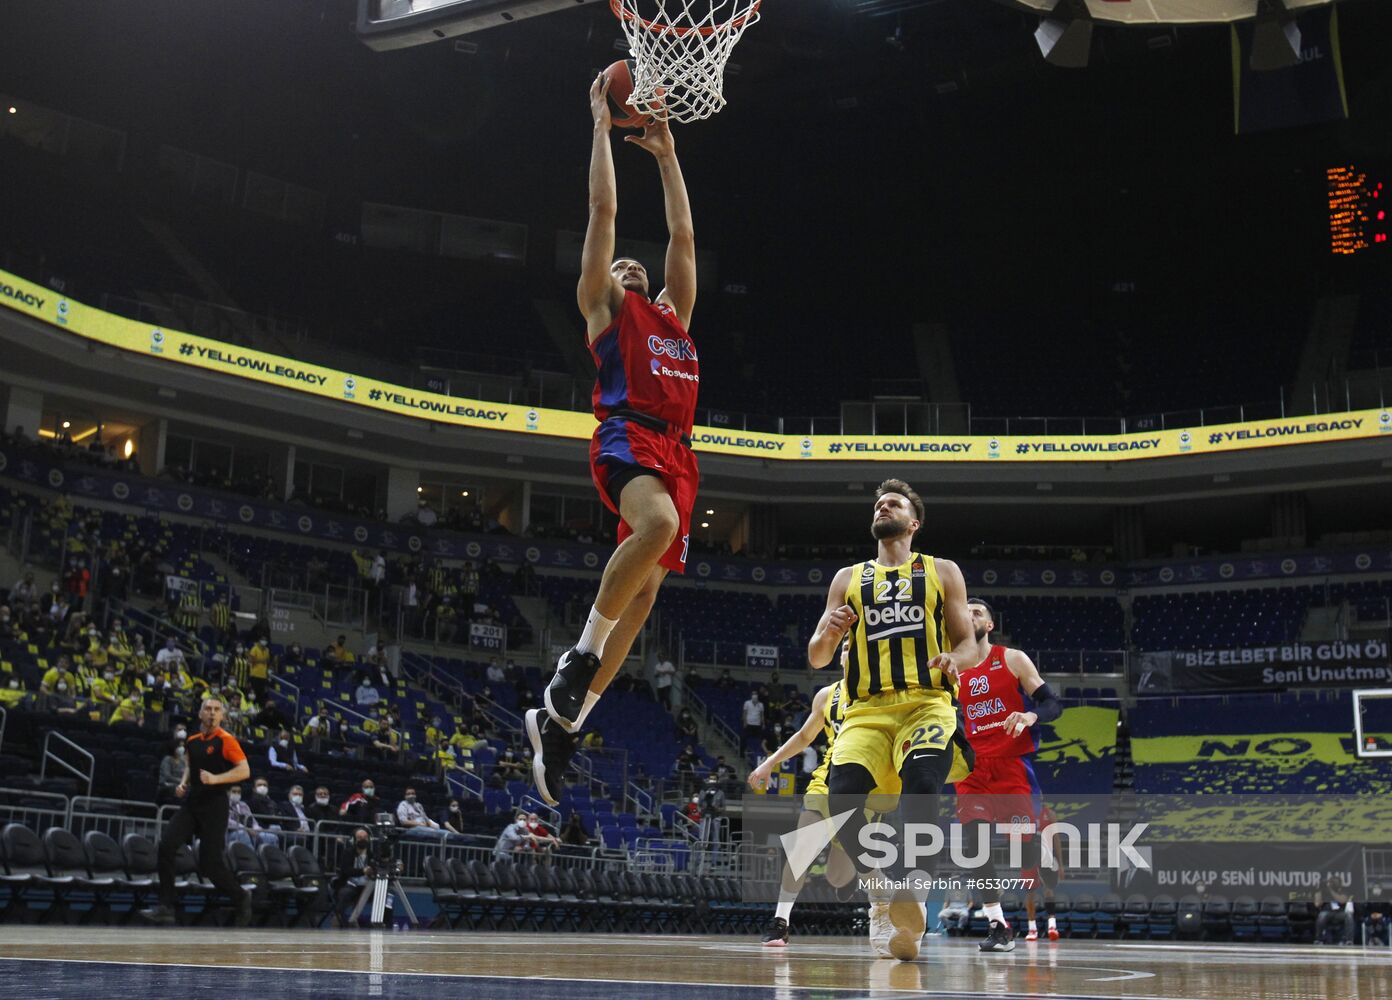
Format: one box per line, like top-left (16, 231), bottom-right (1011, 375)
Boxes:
top-left (990, 656), bottom-right (1005, 670)
top-left (647, 334), bottom-right (698, 362)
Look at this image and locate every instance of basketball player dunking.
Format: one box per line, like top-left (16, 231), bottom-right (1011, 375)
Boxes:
top-left (807, 479), bottom-right (977, 962)
top-left (527, 71), bottom-right (700, 805)
top-left (954, 598), bottom-right (1064, 951)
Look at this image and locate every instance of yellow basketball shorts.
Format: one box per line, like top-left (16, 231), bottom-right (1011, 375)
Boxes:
top-left (829, 688), bottom-right (970, 789)
top-left (805, 758), bottom-right (901, 818)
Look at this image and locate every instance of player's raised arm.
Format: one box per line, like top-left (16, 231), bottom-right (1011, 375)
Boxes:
top-left (748, 685), bottom-right (833, 791)
top-left (808, 566), bottom-right (857, 669)
top-left (579, 72), bottom-right (624, 341)
top-left (626, 117), bottom-right (695, 330)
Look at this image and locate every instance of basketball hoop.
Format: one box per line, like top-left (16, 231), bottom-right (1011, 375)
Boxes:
top-left (610, 0), bottom-right (761, 124)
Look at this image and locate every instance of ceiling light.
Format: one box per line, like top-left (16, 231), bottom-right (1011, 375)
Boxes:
top-left (705, 509), bottom-right (714, 515)
top-left (700, 521), bottom-right (710, 529)
top-left (7, 107), bottom-right (15, 115)
top-left (123, 439), bottom-right (135, 459)
top-left (61, 420), bottom-right (71, 429)
top-left (416, 486), bottom-right (423, 493)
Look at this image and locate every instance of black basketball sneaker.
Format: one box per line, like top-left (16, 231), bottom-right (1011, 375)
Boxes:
top-left (980, 919), bottom-right (1016, 952)
top-left (761, 916), bottom-right (790, 947)
top-left (544, 647), bottom-right (602, 732)
top-left (526, 708), bottom-right (578, 806)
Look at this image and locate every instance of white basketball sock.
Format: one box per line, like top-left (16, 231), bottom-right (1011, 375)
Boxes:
top-left (575, 691), bottom-right (601, 729)
top-left (984, 902), bottom-right (1006, 925)
top-left (775, 900), bottom-right (794, 923)
top-left (575, 606), bottom-right (618, 658)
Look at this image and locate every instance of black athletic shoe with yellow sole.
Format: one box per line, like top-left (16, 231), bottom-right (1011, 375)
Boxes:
top-left (526, 708), bottom-right (578, 806)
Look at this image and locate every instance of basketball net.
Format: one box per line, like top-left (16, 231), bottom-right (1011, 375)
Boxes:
top-left (611, 0), bottom-right (761, 124)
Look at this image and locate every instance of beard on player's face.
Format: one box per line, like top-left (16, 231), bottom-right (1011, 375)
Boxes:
top-left (974, 624), bottom-right (988, 642)
top-left (871, 513), bottom-right (912, 541)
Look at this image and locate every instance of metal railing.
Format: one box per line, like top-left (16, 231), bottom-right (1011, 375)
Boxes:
top-left (1021, 648), bottom-right (1129, 676)
top-left (0, 785), bottom-right (769, 882)
top-left (678, 676), bottom-right (742, 754)
top-left (268, 670), bottom-right (301, 722)
top-left (0, 787), bottom-right (70, 833)
top-left (315, 584), bottom-right (370, 631)
top-left (39, 730), bottom-right (95, 798)
top-left (68, 796), bottom-right (162, 843)
top-left (444, 769), bottom-right (484, 803)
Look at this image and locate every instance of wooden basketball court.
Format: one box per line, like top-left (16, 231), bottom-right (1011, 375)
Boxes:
top-left (1, 927), bottom-right (1387, 999)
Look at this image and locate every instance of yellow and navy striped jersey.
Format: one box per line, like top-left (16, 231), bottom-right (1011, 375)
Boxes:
top-left (820, 680), bottom-right (848, 747)
top-left (843, 552), bottom-right (952, 702)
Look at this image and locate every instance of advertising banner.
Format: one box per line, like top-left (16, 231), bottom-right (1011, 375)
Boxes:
top-left (1136, 640), bottom-right (1392, 691)
top-left (5, 266), bottom-right (1390, 463)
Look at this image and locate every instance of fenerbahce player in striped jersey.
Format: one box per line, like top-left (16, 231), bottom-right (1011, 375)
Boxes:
top-left (527, 69), bottom-right (700, 804)
top-left (954, 598), bottom-right (1064, 951)
top-left (807, 479), bottom-right (978, 962)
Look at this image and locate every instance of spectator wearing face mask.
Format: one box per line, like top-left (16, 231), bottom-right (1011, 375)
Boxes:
top-left (226, 785), bottom-right (279, 848)
top-left (267, 728), bottom-right (308, 772)
top-left (88, 664), bottom-right (122, 716)
top-left (0, 673), bottom-right (29, 709)
top-left (248, 779), bottom-right (282, 826)
top-left (305, 786), bottom-right (337, 823)
top-left (280, 784), bottom-right (310, 834)
top-left (493, 814), bottom-right (534, 862)
top-left (441, 799), bottom-right (467, 836)
top-left (107, 696), bottom-right (146, 729)
top-left (396, 786), bottom-right (445, 841)
top-left (158, 738), bottom-right (187, 803)
top-left (245, 639), bottom-right (272, 700)
top-left (229, 643), bottom-right (252, 692)
top-left (156, 637), bottom-right (186, 670)
top-left (41, 657), bottom-right (79, 697)
top-left (84, 627), bottom-right (110, 671)
top-left (340, 780), bottom-right (379, 823)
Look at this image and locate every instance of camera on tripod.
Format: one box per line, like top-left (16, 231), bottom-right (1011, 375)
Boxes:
top-left (369, 813), bottom-right (404, 872)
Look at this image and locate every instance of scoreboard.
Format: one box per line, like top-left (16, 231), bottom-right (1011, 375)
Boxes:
top-left (1328, 164), bottom-right (1388, 256)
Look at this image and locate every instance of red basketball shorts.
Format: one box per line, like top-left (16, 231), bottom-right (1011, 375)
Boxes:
top-left (954, 755), bottom-right (1042, 829)
top-left (589, 419), bottom-right (699, 575)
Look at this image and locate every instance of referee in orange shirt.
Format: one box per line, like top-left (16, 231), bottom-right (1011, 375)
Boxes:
top-left (140, 697), bottom-right (253, 925)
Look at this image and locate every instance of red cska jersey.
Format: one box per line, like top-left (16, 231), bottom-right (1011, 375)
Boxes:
top-left (958, 644), bottom-right (1038, 758)
top-left (589, 291), bottom-right (700, 433)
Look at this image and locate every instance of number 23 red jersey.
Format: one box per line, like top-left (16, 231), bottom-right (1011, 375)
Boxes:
top-left (958, 644), bottom-right (1038, 758)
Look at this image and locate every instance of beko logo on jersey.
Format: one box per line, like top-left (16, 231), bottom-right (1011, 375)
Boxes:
top-left (647, 335), bottom-right (698, 362)
top-left (862, 603), bottom-right (925, 628)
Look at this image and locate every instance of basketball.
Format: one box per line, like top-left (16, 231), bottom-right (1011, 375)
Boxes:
top-left (603, 59), bottom-right (647, 128)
